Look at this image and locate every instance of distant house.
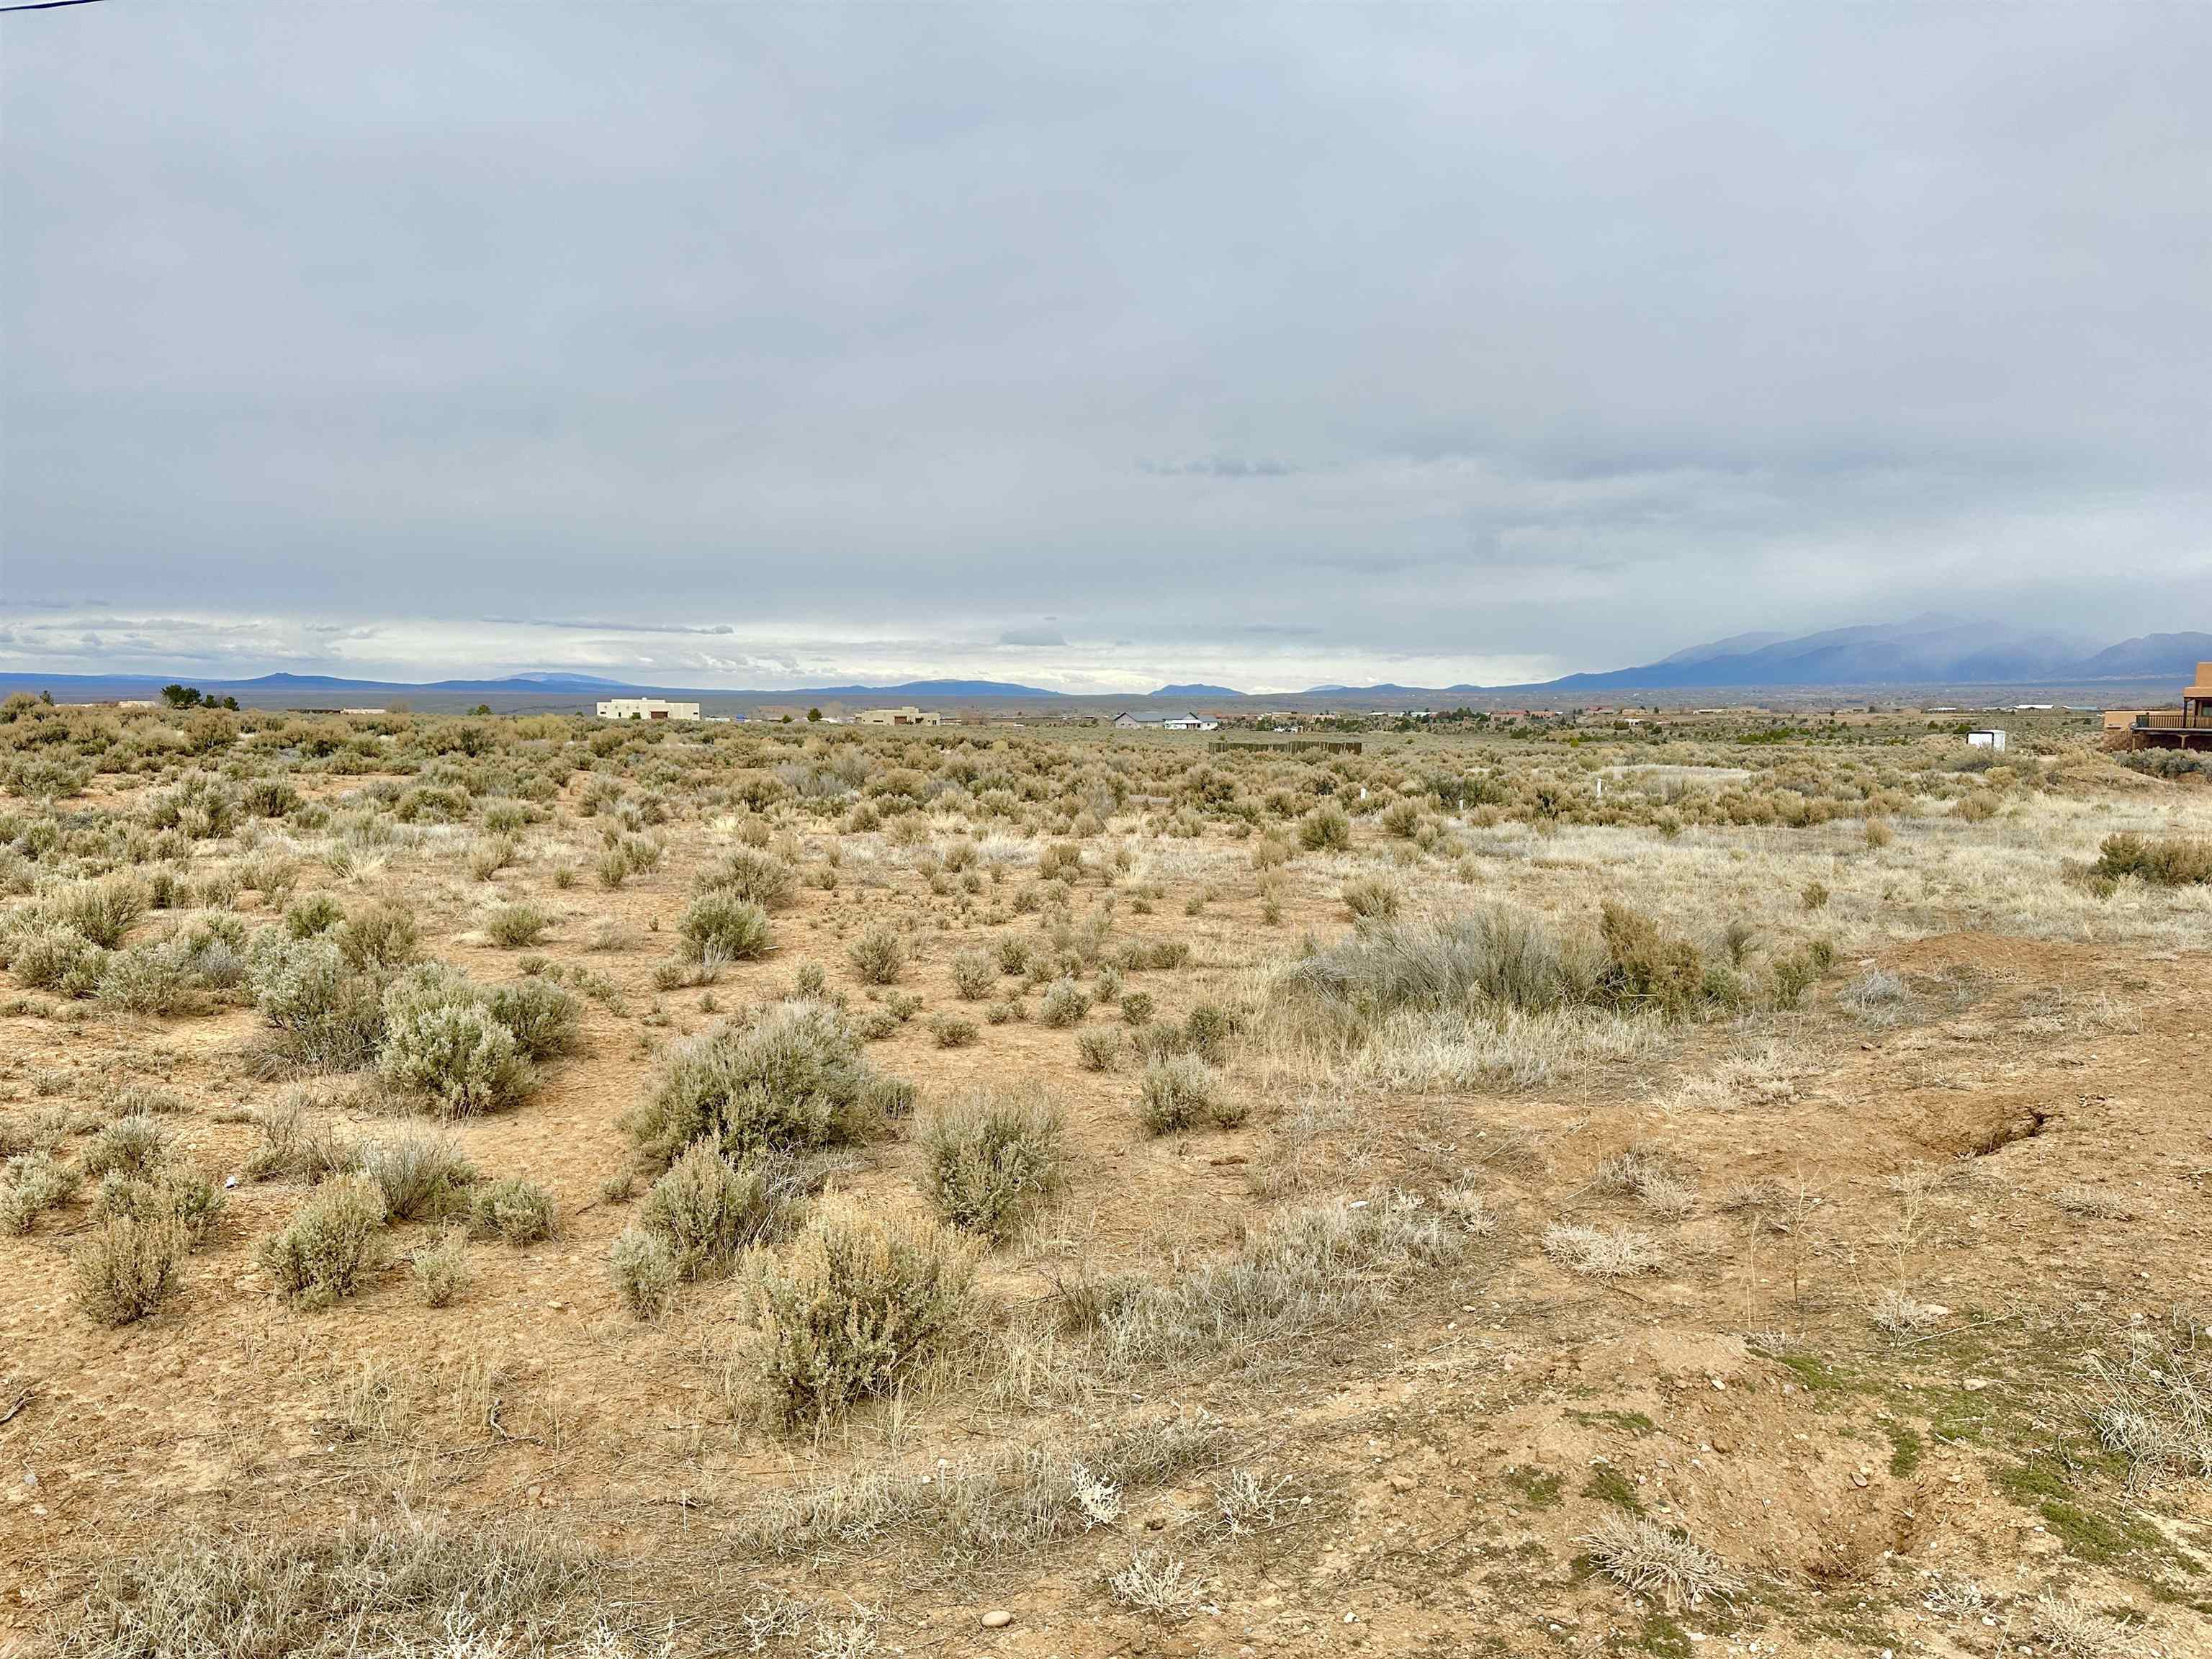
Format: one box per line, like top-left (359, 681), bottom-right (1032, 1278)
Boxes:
top-left (598, 698), bottom-right (701, 722)
top-left (1112, 710), bottom-right (1218, 732)
top-left (856, 705), bottom-right (941, 726)
top-left (2110, 662), bottom-right (2212, 752)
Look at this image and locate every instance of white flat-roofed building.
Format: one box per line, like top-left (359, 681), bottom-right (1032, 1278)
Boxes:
top-left (597, 697), bottom-right (701, 721)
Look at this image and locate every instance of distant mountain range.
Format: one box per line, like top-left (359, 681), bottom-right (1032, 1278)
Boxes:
top-left (1, 618), bottom-right (2205, 706)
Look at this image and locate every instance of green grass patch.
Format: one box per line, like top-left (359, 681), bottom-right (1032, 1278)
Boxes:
top-left (1503, 1467), bottom-right (1563, 1508)
top-left (1568, 1408), bottom-right (1658, 1437)
top-left (1581, 1464), bottom-right (1642, 1513)
top-left (1882, 1419), bottom-right (1924, 1478)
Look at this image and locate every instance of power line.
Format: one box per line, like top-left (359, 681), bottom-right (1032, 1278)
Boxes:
top-left (0, 0), bottom-right (108, 13)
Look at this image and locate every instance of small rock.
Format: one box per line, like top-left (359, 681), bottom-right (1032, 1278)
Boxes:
top-left (980, 1610), bottom-right (1013, 1629)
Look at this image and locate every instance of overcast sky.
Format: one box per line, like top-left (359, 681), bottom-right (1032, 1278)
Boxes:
top-left (3, 4), bottom-right (2208, 692)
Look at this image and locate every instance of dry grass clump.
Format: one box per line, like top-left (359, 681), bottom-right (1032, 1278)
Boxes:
top-left (629, 997), bottom-right (899, 1165)
top-left (2051, 1183), bottom-right (2134, 1220)
top-left (1097, 1194), bottom-right (1458, 1363)
top-left (243, 1094), bottom-right (356, 1184)
top-left (1542, 1222), bottom-right (1663, 1280)
top-left (258, 1174), bottom-right (387, 1307)
top-left (743, 1199), bottom-right (976, 1427)
top-left (53, 1513), bottom-right (590, 1658)
top-left (1277, 906), bottom-right (1588, 1036)
top-left (1578, 1511), bottom-right (1740, 1610)
top-left (2032, 1592), bottom-right (2150, 1659)
top-left (73, 1215), bottom-right (188, 1326)
top-left (1590, 1146), bottom-right (1697, 1219)
top-left (919, 1087), bottom-right (1066, 1241)
top-left (1110, 1550), bottom-right (1202, 1619)
top-left (2085, 1334), bottom-right (2212, 1486)
top-left (732, 1410), bottom-right (1220, 1563)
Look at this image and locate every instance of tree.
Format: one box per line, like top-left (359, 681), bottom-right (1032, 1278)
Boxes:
top-left (806, 707), bottom-right (822, 722)
top-left (220, 696), bottom-right (239, 711)
top-left (161, 684), bottom-right (201, 709)
top-left (470, 703), bottom-right (492, 716)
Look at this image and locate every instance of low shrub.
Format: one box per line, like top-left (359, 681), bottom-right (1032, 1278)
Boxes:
top-left (335, 903), bottom-right (421, 973)
top-left (746, 1200), bottom-right (976, 1426)
top-left (378, 992), bottom-right (534, 1118)
top-left (950, 948), bottom-right (995, 1000)
top-left (930, 1012), bottom-right (979, 1048)
top-left (258, 1175), bottom-right (387, 1307)
top-left (11, 923), bottom-right (105, 997)
top-left (1137, 1053), bottom-right (1238, 1135)
top-left (678, 891), bottom-right (773, 963)
top-left (1120, 990), bottom-right (1155, 1027)
top-left (410, 1229), bottom-right (472, 1307)
top-left (248, 937), bottom-right (387, 1073)
top-left (2, 1149), bottom-right (81, 1234)
top-left (1076, 1025), bottom-right (1123, 1071)
top-left (1298, 803), bottom-right (1352, 852)
top-left (484, 903), bottom-right (550, 948)
top-left (609, 1226), bottom-right (679, 1318)
top-left (1037, 976), bottom-right (1089, 1029)
top-left (698, 847), bottom-right (801, 910)
top-left (629, 998), bottom-right (892, 1165)
top-left (47, 875), bottom-right (148, 948)
top-left (2095, 831), bottom-right (2212, 886)
top-left (284, 892), bottom-right (346, 939)
top-left (486, 977), bottom-right (583, 1059)
top-left (848, 922), bottom-right (906, 985)
top-left (639, 1141), bottom-right (782, 1277)
top-left (73, 1215), bottom-right (187, 1326)
top-left (81, 1114), bottom-right (169, 1179)
top-left (920, 1088), bottom-right (1067, 1240)
top-left (467, 1177), bottom-right (557, 1244)
top-left (94, 1166), bottom-right (223, 1244)
top-left (1341, 875), bottom-right (1401, 920)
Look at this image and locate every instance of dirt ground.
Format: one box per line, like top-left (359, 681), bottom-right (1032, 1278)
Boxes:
top-left (2, 729), bottom-right (2209, 1659)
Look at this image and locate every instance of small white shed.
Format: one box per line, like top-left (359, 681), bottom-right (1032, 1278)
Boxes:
top-left (1966, 729), bottom-right (2007, 752)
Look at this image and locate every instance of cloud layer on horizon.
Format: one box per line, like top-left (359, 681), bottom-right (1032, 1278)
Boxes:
top-left (4, 3), bottom-right (2208, 683)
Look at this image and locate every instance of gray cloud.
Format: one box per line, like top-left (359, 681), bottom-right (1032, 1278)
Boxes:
top-left (2, 4), bottom-right (2208, 685)
top-left (998, 626), bottom-right (1069, 648)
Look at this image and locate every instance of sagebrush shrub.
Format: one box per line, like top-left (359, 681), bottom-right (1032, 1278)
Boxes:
top-left (334, 903), bottom-right (420, 973)
top-left (486, 977), bottom-right (583, 1059)
top-left (73, 1215), bottom-right (186, 1326)
top-left (81, 1114), bottom-right (169, 1179)
top-left (1299, 803), bottom-right (1352, 852)
top-left (467, 1176), bottom-right (557, 1244)
top-left (679, 891), bottom-right (773, 963)
top-left (378, 992), bottom-right (534, 1118)
top-left (629, 998), bottom-right (891, 1164)
top-left (1037, 976), bottom-right (1089, 1029)
top-left (1341, 875), bottom-right (1401, 921)
top-left (609, 1226), bottom-right (679, 1318)
top-left (746, 1200), bottom-right (976, 1426)
top-left (484, 903), bottom-right (549, 948)
top-left (47, 875), bottom-right (148, 948)
top-left (2095, 831), bottom-right (2212, 886)
top-left (950, 948), bottom-right (995, 1000)
top-left (920, 1089), bottom-right (1066, 1241)
top-left (639, 1141), bottom-right (781, 1277)
top-left (1076, 1026), bottom-right (1123, 1071)
top-left (410, 1230), bottom-right (472, 1307)
top-left (248, 936), bottom-right (387, 1072)
top-left (1137, 1053), bottom-right (1238, 1135)
top-left (94, 1166), bottom-right (223, 1245)
top-left (284, 892), bottom-right (346, 939)
top-left (258, 1175), bottom-right (386, 1306)
top-left (698, 847), bottom-right (800, 910)
top-left (11, 923), bottom-right (104, 996)
top-left (848, 922), bottom-right (905, 985)
top-left (1, 1149), bottom-right (81, 1235)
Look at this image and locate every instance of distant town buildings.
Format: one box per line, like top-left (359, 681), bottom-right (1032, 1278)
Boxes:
top-left (597, 698), bottom-right (701, 721)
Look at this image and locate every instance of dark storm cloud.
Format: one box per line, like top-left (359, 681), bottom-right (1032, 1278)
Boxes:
top-left (2, 1), bottom-right (2208, 685)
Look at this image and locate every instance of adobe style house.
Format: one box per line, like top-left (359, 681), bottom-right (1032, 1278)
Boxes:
top-left (855, 706), bottom-right (941, 726)
top-left (2113, 662), bottom-right (2212, 752)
